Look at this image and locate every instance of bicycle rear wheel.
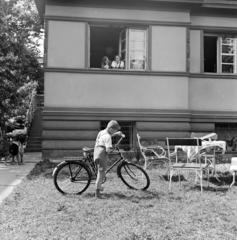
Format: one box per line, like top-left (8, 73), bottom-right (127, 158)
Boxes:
top-left (118, 162), bottom-right (150, 190)
top-left (53, 161), bottom-right (91, 195)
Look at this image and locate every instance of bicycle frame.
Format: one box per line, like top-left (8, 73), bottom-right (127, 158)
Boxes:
top-left (84, 135), bottom-right (127, 176)
top-left (105, 151), bottom-right (126, 175)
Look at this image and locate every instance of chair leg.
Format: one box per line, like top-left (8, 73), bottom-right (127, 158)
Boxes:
top-left (195, 171), bottom-right (198, 184)
top-left (207, 168), bottom-right (210, 188)
top-left (230, 171), bottom-right (236, 189)
top-left (169, 168), bottom-right (173, 192)
top-left (178, 170), bottom-right (181, 190)
top-left (200, 170), bottom-right (203, 194)
top-left (167, 167), bottom-right (170, 181)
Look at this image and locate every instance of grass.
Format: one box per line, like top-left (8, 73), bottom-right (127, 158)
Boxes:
top-left (0, 160), bottom-right (237, 240)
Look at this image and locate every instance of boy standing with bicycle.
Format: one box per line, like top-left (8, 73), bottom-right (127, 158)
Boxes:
top-left (94, 120), bottom-right (122, 198)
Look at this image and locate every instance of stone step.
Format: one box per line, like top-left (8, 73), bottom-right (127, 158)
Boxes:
top-left (26, 140), bottom-right (41, 145)
top-left (26, 142), bottom-right (41, 146)
top-left (28, 137), bottom-right (42, 141)
top-left (26, 143), bottom-right (41, 151)
top-left (25, 94), bottom-right (43, 153)
top-left (26, 148), bottom-right (42, 152)
top-left (37, 94), bottom-right (44, 106)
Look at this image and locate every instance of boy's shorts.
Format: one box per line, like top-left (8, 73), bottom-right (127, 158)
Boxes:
top-left (94, 158), bottom-right (107, 171)
top-left (94, 146), bottom-right (108, 171)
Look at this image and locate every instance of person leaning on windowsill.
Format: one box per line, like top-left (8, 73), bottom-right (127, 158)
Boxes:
top-left (111, 55), bottom-right (124, 69)
top-left (101, 56), bottom-right (111, 69)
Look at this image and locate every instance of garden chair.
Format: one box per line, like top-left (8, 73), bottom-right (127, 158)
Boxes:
top-left (166, 138), bottom-right (211, 193)
top-left (137, 133), bottom-right (168, 170)
top-left (187, 132), bottom-right (226, 180)
top-left (229, 157), bottom-right (237, 189)
top-left (191, 132), bottom-right (218, 141)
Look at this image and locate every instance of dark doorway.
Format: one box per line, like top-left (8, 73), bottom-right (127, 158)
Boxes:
top-left (101, 121), bottom-right (134, 150)
top-left (215, 123), bottom-right (237, 152)
top-left (204, 36), bottom-right (218, 73)
top-left (90, 26), bottom-right (121, 68)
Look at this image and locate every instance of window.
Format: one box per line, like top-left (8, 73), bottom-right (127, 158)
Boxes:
top-left (90, 26), bottom-right (147, 70)
top-left (221, 37), bottom-right (236, 73)
top-left (204, 34), bottom-right (237, 74)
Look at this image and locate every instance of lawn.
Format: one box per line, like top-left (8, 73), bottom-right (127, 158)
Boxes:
top-left (0, 160), bottom-right (237, 240)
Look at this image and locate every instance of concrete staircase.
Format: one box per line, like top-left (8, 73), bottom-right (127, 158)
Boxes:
top-left (26, 136), bottom-right (42, 152)
top-left (25, 94), bottom-right (43, 152)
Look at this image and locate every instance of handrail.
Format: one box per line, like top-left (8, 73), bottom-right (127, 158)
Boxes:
top-left (23, 88), bottom-right (37, 148)
top-left (25, 89), bottom-right (37, 130)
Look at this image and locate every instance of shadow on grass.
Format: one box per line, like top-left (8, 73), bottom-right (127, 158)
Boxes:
top-left (161, 174), bottom-right (186, 182)
top-left (190, 185), bottom-right (229, 193)
top-left (83, 190), bottom-right (164, 201)
top-left (207, 175), bottom-right (234, 186)
top-left (27, 160), bottom-right (57, 180)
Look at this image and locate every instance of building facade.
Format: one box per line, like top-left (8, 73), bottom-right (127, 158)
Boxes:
top-left (36, 0), bottom-right (237, 157)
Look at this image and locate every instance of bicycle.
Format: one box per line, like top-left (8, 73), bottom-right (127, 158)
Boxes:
top-left (53, 135), bottom-right (150, 195)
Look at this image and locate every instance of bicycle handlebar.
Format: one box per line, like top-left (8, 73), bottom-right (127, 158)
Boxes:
top-left (113, 132), bottom-right (125, 149)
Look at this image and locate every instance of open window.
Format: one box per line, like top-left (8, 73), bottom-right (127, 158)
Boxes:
top-left (90, 25), bottom-right (147, 70)
top-left (90, 26), bottom-right (121, 68)
top-left (204, 36), bottom-right (217, 73)
top-left (204, 34), bottom-right (237, 74)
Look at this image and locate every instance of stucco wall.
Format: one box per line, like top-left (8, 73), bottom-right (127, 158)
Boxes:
top-left (191, 15), bottom-right (237, 28)
top-left (189, 78), bottom-right (237, 111)
top-left (190, 30), bottom-right (202, 73)
top-left (44, 72), bottom-right (189, 110)
top-left (47, 21), bottom-right (86, 68)
top-left (44, 4), bottom-right (237, 113)
top-left (45, 5), bottom-right (190, 23)
top-left (151, 26), bottom-right (187, 72)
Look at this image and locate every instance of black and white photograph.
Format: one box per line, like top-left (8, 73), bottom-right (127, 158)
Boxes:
top-left (0, 0), bottom-right (237, 239)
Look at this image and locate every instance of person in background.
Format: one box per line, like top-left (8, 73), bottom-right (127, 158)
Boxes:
top-left (6, 120), bottom-right (27, 164)
top-left (93, 120), bottom-right (123, 198)
top-left (101, 56), bottom-right (111, 69)
top-left (111, 55), bottom-right (124, 69)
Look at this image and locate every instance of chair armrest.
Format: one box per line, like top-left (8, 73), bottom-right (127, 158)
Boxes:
top-left (143, 146), bottom-right (167, 158)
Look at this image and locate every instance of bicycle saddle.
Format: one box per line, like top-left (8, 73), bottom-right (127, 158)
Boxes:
top-left (82, 147), bottom-right (94, 153)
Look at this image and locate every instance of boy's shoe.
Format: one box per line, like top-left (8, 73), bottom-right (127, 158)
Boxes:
top-left (95, 189), bottom-right (103, 199)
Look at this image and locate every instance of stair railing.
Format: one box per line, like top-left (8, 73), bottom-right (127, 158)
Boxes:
top-left (25, 89), bottom-right (37, 142)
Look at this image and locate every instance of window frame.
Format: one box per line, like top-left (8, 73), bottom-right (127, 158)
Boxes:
top-left (203, 33), bottom-right (237, 75)
top-left (88, 24), bottom-right (148, 71)
top-left (126, 27), bottom-right (148, 71)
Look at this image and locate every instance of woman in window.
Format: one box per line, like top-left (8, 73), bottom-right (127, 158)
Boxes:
top-left (101, 56), bottom-right (111, 69)
top-left (111, 55), bottom-right (124, 69)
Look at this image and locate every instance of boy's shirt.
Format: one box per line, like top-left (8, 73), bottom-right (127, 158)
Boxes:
top-left (95, 129), bottom-right (112, 151)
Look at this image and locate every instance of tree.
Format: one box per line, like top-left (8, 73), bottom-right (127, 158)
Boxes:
top-left (0, 0), bottom-right (43, 129)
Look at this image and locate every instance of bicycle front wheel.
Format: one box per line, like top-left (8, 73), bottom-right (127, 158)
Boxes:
top-left (118, 162), bottom-right (150, 190)
top-left (53, 161), bottom-right (91, 195)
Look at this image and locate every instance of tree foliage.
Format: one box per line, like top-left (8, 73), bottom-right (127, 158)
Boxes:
top-left (0, 0), bottom-right (43, 128)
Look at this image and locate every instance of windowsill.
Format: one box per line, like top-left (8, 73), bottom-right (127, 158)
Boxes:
top-left (90, 68), bottom-right (146, 71)
top-left (45, 67), bottom-right (189, 76)
top-left (191, 72), bottom-right (237, 79)
top-left (203, 72), bottom-right (237, 75)
top-left (44, 67), bottom-right (237, 78)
